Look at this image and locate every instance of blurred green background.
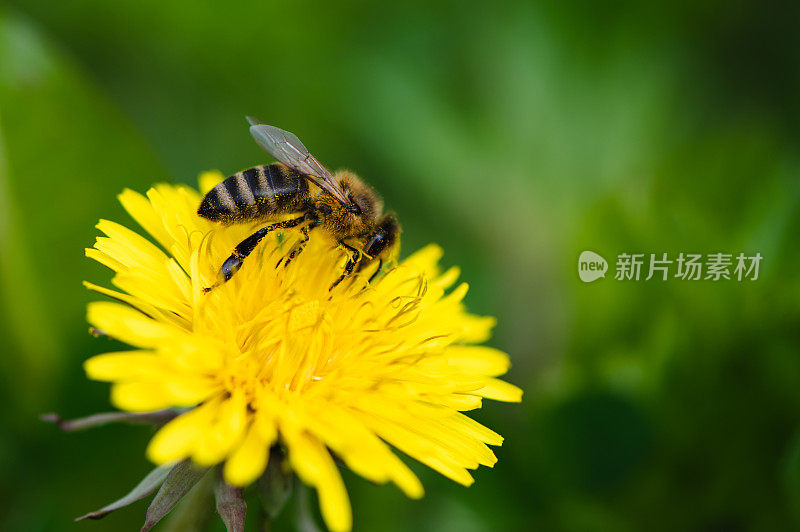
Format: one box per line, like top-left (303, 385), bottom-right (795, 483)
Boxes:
top-left (2, 1), bottom-right (800, 530)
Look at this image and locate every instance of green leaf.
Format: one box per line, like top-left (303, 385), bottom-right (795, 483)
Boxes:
top-left (141, 459), bottom-right (210, 531)
top-left (160, 468), bottom-right (216, 532)
top-left (214, 468), bottom-right (246, 532)
top-left (75, 463), bottom-right (173, 521)
top-left (259, 447), bottom-right (293, 521)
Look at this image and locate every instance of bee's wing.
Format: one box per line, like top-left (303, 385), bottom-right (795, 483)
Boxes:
top-left (246, 117), bottom-right (349, 206)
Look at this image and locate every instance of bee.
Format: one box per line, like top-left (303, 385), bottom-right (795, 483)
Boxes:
top-left (198, 117), bottom-right (399, 292)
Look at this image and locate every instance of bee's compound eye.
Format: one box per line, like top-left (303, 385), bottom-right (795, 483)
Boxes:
top-left (318, 203), bottom-right (333, 215)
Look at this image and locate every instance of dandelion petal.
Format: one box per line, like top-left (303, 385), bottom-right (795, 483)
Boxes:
top-left (223, 424), bottom-right (271, 487)
top-left (285, 429), bottom-right (352, 532)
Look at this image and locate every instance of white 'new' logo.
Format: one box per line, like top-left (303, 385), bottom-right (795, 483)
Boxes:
top-left (578, 251), bottom-right (608, 283)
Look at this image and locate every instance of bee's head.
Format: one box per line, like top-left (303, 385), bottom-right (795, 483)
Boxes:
top-left (314, 171), bottom-right (382, 239)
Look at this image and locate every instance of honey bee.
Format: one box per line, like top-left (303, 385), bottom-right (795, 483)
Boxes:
top-left (198, 117), bottom-right (399, 292)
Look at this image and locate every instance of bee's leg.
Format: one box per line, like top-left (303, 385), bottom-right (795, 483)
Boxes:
top-left (277, 222), bottom-right (316, 268)
top-left (358, 214), bottom-right (399, 285)
top-left (367, 259), bottom-right (383, 284)
top-left (330, 242), bottom-right (361, 290)
top-left (203, 215), bottom-right (306, 293)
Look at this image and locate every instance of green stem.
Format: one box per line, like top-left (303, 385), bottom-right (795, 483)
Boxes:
top-left (294, 482), bottom-right (322, 532)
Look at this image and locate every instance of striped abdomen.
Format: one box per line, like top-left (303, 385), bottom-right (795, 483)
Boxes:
top-left (197, 163), bottom-right (310, 223)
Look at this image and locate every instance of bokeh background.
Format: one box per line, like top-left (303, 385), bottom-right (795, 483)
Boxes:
top-left (2, 1), bottom-right (800, 530)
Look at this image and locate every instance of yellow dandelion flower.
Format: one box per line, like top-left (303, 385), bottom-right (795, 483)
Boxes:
top-left (83, 171), bottom-right (522, 532)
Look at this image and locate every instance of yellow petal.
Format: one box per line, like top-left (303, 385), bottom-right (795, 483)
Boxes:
top-left (163, 377), bottom-right (219, 406)
top-left (433, 393), bottom-right (483, 411)
top-left (110, 381), bottom-right (175, 412)
top-left (403, 243), bottom-right (443, 276)
top-left (355, 405), bottom-right (475, 486)
top-left (432, 266), bottom-right (460, 290)
top-left (112, 267), bottom-right (190, 319)
top-left (193, 391), bottom-right (248, 466)
top-left (254, 396), bottom-right (279, 442)
top-left (198, 170), bottom-right (225, 194)
top-left (459, 315), bottom-right (497, 343)
top-left (83, 281), bottom-right (188, 329)
top-left (85, 247), bottom-right (123, 272)
top-left (84, 351), bottom-right (162, 381)
top-left (147, 400), bottom-right (219, 464)
top-left (442, 346), bottom-right (511, 377)
top-left (223, 423), bottom-right (271, 487)
top-left (307, 404), bottom-right (423, 499)
top-left (87, 301), bottom-right (176, 348)
top-left (441, 413), bottom-right (504, 446)
top-left (474, 378), bottom-right (523, 402)
top-left (118, 188), bottom-right (172, 252)
top-left (95, 219), bottom-right (168, 269)
top-left (284, 428), bottom-right (352, 532)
